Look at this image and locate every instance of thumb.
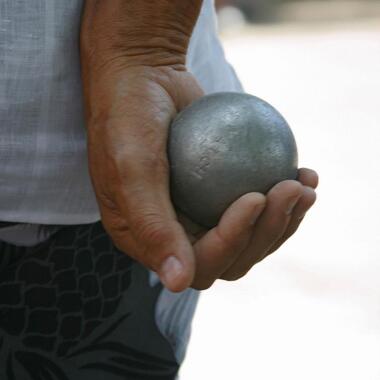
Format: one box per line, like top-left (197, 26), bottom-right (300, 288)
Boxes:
top-left (111, 159), bottom-right (196, 293)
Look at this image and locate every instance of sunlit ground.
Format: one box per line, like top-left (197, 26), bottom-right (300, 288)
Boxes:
top-left (180, 16), bottom-right (380, 380)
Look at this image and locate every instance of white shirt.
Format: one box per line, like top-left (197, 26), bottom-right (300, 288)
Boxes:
top-left (0, 2), bottom-right (242, 367)
top-left (0, 0), bottom-right (242, 227)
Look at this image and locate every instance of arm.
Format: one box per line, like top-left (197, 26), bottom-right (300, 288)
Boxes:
top-left (80, 0), bottom-right (204, 293)
top-left (80, 0), bottom-right (318, 292)
top-left (81, 0), bottom-right (203, 71)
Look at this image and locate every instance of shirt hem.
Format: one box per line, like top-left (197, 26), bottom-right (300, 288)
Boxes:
top-left (0, 211), bottom-right (101, 225)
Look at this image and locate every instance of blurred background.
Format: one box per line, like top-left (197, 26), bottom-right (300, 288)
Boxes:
top-left (181, 1), bottom-right (380, 379)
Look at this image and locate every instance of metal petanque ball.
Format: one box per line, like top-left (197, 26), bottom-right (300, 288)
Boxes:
top-left (168, 92), bottom-right (298, 228)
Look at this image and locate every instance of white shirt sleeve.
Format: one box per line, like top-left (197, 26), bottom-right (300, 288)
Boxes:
top-left (188, 0), bottom-right (244, 94)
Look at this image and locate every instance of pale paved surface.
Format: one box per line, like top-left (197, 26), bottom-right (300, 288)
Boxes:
top-left (180, 20), bottom-right (380, 380)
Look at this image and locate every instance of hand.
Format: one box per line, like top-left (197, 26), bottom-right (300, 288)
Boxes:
top-left (82, 58), bottom-right (318, 292)
top-left (182, 168), bottom-right (318, 289)
top-left (82, 64), bottom-right (204, 292)
top-left (80, 0), bottom-right (205, 292)
top-left (80, 0), bottom-right (318, 292)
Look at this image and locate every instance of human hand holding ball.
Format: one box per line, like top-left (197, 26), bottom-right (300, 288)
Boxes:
top-left (170, 92), bottom-right (298, 227)
top-left (169, 92), bottom-right (318, 288)
top-left (85, 62), bottom-right (317, 292)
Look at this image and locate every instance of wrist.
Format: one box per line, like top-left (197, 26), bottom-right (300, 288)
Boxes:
top-left (81, 0), bottom-right (203, 69)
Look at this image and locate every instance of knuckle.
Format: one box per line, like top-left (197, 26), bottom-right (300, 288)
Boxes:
top-left (220, 269), bottom-right (248, 282)
top-left (266, 216), bottom-right (286, 237)
top-left (241, 192), bottom-right (266, 207)
top-left (97, 191), bottom-right (119, 211)
top-left (214, 226), bottom-right (236, 252)
top-left (134, 215), bottom-right (172, 246)
top-left (221, 273), bottom-right (240, 282)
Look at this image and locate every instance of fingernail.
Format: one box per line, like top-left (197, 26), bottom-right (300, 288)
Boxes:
top-left (250, 204), bottom-right (266, 225)
top-left (286, 195), bottom-right (301, 216)
top-left (159, 256), bottom-right (184, 289)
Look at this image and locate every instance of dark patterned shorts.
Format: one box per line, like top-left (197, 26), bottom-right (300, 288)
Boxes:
top-left (0, 221), bottom-right (179, 380)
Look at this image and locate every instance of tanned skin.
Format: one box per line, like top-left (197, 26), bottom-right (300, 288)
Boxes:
top-left (80, 0), bottom-right (318, 292)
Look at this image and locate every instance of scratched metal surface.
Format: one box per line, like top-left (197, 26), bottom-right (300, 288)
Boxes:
top-left (169, 92), bottom-right (297, 227)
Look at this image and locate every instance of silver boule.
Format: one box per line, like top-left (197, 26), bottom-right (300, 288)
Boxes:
top-left (168, 92), bottom-right (298, 228)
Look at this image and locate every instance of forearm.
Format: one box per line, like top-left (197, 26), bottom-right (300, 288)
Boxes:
top-left (81, 0), bottom-right (203, 70)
